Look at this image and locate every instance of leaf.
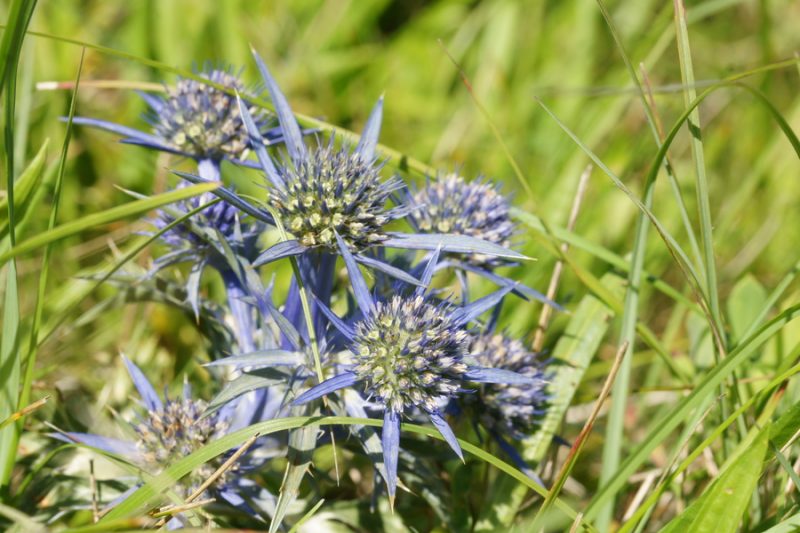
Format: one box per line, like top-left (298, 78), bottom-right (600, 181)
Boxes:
top-left (270, 410), bottom-right (319, 533)
top-left (0, 139), bottom-right (49, 237)
top-left (97, 416), bottom-right (584, 526)
top-left (726, 274), bottom-right (767, 344)
top-left (384, 232), bottom-right (529, 261)
top-left (204, 370), bottom-right (287, 417)
top-left (0, 182), bottom-right (219, 265)
top-left (205, 350), bottom-right (303, 369)
top-left (660, 429), bottom-right (768, 533)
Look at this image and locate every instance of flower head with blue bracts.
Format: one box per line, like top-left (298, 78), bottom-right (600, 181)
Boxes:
top-left (243, 49), bottom-right (529, 281)
top-left (70, 64), bottom-right (286, 170)
top-left (291, 242), bottom-right (542, 504)
top-left (51, 356), bottom-right (268, 516)
top-left (408, 173), bottom-right (516, 268)
top-left (467, 332), bottom-right (550, 439)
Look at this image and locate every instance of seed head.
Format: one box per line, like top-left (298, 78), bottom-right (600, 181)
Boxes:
top-left (269, 140), bottom-right (400, 252)
top-left (468, 333), bottom-right (548, 438)
top-left (410, 174), bottom-right (515, 267)
top-left (351, 295), bottom-right (470, 413)
top-left (153, 68), bottom-right (264, 160)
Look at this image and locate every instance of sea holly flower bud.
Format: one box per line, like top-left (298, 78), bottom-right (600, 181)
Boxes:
top-left (50, 357), bottom-right (269, 520)
top-left (409, 173), bottom-right (516, 268)
top-left (352, 295), bottom-right (471, 413)
top-left (467, 332), bottom-right (549, 439)
top-left (291, 244), bottom-right (538, 504)
top-left (151, 68), bottom-right (265, 162)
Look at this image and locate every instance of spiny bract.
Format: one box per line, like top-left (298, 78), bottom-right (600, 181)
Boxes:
top-left (468, 332), bottom-right (549, 438)
top-left (351, 295), bottom-right (470, 413)
top-left (153, 68), bottom-right (264, 160)
top-left (410, 173), bottom-right (515, 267)
top-left (269, 140), bottom-right (400, 251)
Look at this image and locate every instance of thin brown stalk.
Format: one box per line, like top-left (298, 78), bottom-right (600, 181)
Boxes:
top-left (532, 165), bottom-right (592, 352)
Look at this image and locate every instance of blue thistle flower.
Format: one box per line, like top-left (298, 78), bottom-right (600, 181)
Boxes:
top-left (70, 64), bottom-right (288, 172)
top-left (244, 49), bottom-right (528, 279)
top-left (290, 245), bottom-right (540, 504)
top-left (408, 173), bottom-right (516, 268)
top-left (51, 357), bottom-right (269, 517)
top-left (268, 138), bottom-right (403, 251)
top-left (467, 332), bottom-right (549, 439)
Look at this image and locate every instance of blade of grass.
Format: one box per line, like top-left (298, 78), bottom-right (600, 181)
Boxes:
top-left (98, 416), bottom-right (594, 531)
top-left (0, 139), bottom-right (48, 238)
top-left (0, 182), bottom-right (218, 265)
top-left (0, 0), bottom-right (38, 492)
top-left (673, 0), bottom-right (723, 335)
top-left (18, 48), bottom-right (83, 425)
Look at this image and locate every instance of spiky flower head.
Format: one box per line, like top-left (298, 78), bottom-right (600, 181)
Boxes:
top-left (268, 139), bottom-right (401, 252)
top-left (351, 294), bottom-right (470, 413)
top-left (134, 394), bottom-right (233, 497)
top-left (409, 173), bottom-right (516, 267)
top-left (468, 332), bottom-right (549, 438)
top-left (152, 67), bottom-right (265, 161)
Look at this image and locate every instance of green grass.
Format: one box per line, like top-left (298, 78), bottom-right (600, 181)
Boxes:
top-left (2, 0), bottom-right (800, 531)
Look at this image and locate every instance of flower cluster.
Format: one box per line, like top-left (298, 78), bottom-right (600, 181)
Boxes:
top-left (352, 295), bottom-right (470, 413)
top-left (269, 140), bottom-right (400, 251)
top-left (409, 173), bottom-right (516, 267)
top-left (151, 68), bottom-right (264, 161)
top-left (467, 332), bottom-right (549, 438)
top-left (61, 47), bottom-right (557, 528)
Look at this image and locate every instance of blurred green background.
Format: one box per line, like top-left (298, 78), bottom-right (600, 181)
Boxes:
top-left (5, 0), bottom-right (800, 528)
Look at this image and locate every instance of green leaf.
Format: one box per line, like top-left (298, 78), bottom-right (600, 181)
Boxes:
top-left (0, 182), bottom-right (219, 265)
top-left (769, 401), bottom-right (800, 450)
top-left (726, 274), bottom-right (768, 344)
top-left (660, 428), bottom-right (768, 533)
top-left (204, 369), bottom-right (288, 417)
top-left (270, 416), bottom-right (319, 533)
top-left (0, 139), bottom-right (48, 238)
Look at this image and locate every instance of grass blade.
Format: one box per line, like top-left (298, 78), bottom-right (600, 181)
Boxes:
top-left (0, 182), bottom-right (219, 265)
top-left (98, 416), bottom-right (592, 530)
top-left (0, 0), bottom-right (38, 491)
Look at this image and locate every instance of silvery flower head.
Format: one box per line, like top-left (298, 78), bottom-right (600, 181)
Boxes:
top-left (409, 173), bottom-right (516, 268)
top-left (467, 332), bottom-right (549, 439)
top-left (52, 357), bottom-right (262, 513)
top-left (70, 63), bottom-right (288, 168)
top-left (291, 246), bottom-right (540, 503)
top-left (150, 67), bottom-right (265, 162)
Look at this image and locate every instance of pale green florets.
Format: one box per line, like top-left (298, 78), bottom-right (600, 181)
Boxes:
top-left (269, 143), bottom-right (397, 252)
top-left (154, 69), bottom-right (263, 160)
top-left (351, 295), bottom-right (470, 413)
